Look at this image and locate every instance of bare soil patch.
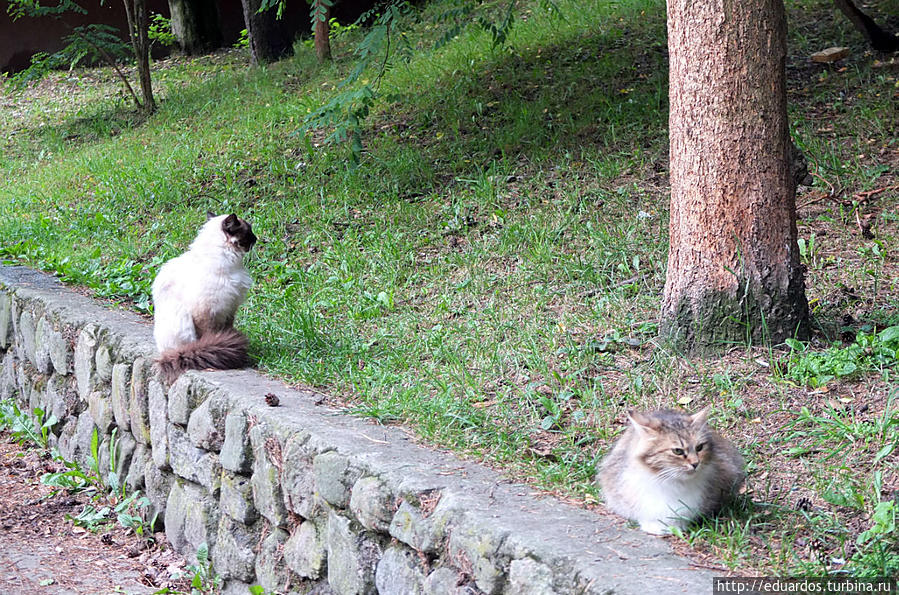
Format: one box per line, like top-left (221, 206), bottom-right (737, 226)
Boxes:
top-left (0, 437), bottom-right (192, 595)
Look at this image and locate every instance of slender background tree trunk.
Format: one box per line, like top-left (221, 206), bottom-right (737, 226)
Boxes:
top-left (239, 0), bottom-right (295, 65)
top-left (661, 0), bottom-right (809, 350)
top-left (314, 0), bottom-right (332, 62)
top-left (123, 0), bottom-right (156, 113)
top-left (167, 0), bottom-right (223, 54)
top-left (833, 0), bottom-right (899, 52)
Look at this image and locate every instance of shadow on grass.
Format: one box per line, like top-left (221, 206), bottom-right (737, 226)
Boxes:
top-left (354, 19), bottom-right (671, 196)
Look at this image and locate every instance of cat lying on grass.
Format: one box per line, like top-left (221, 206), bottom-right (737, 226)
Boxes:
top-left (152, 213), bottom-right (256, 383)
top-left (598, 408), bottom-right (745, 535)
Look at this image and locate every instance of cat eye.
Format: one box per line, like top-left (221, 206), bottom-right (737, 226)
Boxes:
top-left (696, 443), bottom-right (705, 452)
top-left (672, 448), bottom-right (685, 456)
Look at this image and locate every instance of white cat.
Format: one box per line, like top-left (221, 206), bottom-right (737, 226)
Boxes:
top-left (152, 213), bottom-right (257, 382)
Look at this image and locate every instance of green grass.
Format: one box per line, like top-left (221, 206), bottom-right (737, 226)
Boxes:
top-left (1, 0), bottom-right (898, 576)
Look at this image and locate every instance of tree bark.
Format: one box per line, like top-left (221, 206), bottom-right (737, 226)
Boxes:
top-left (239, 0), bottom-right (295, 65)
top-left (314, 0), bottom-right (332, 62)
top-left (123, 0), bottom-right (156, 113)
top-left (167, 0), bottom-right (223, 54)
top-left (661, 0), bottom-right (809, 351)
top-left (833, 0), bottom-right (899, 52)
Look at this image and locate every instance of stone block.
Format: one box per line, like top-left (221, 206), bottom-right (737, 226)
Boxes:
top-left (424, 567), bottom-right (466, 595)
top-left (56, 417), bottom-right (79, 462)
top-left (255, 527), bottom-right (291, 593)
top-left (448, 523), bottom-right (509, 595)
top-left (169, 423), bottom-right (221, 496)
top-left (213, 515), bottom-right (260, 583)
top-left (388, 492), bottom-right (454, 554)
top-left (9, 299), bottom-right (21, 360)
top-left (221, 579), bottom-right (253, 595)
top-left (168, 374), bottom-right (208, 425)
top-left (47, 322), bottom-right (70, 376)
top-left (95, 344), bottom-right (113, 384)
top-left (508, 558), bottom-right (556, 595)
top-left (375, 546), bottom-right (426, 595)
top-left (327, 511), bottom-right (381, 595)
top-left (314, 451), bottom-right (360, 509)
top-left (0, 293), bottom-right (12, 348)
top-left (33, 316), bottom-right (54, 375)
top-left (220, 471), bottom-right (258, 525)
top-left (284, 519), bottom-right (327, 579)
top-left (28, 377), bottom-right (42, 414)
top-left (58, 412), bottom-right (97, 469)
top-left (187, 393), bottom-right (228, 452)
top-left (74, 324), bottom-right (99, 400)
top-left (165, 479), bottom-right (220, 560)
top-left (129, 358), bottom-right (152, 445)
top-left (87, 390), bottom-right (114, 435)
top-left (220, 411), bottom-right (253, 474)
top-left (281, 435), bottom-right (315, 518)
top-left (100, 430), bottom-right (136, 487)
top-left (148, 379), bottom-right (170, 470)
top-left (15, 362), bottom-right (32, 409)
top-left (111, 363), bottom-right (131, 432)
top-left (1, 352), bottom-right (16, 401)
top-left (250, 425), bottom-right (288, 528)
top-left (45, 374), bottom-right (80, 423)
top-left (349, 476), bottom-right (394, 532)
top-left (125, 443), bottom-right (151, 492)
top-left (18, 310), bottom-right (37, 369)
top-left (144, 460), bottom-right (174, 525)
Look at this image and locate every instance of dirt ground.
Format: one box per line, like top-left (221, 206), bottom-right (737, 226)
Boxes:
top-left (0, 437), bottom-right (192, 595)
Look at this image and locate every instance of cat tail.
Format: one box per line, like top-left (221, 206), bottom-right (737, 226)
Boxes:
top-left (155, 328), bottom-right (251, 384)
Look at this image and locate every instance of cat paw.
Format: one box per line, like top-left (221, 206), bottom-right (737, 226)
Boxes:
top-left (639, 520), bottom-right (672, 535)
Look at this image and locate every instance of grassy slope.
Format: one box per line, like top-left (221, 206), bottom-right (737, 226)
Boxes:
top-left (1, 0), bottom-right (898, 575)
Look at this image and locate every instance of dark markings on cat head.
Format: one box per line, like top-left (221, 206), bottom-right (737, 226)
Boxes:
top-left (221, 213), bottom-right (257, 253)
top-left (628, 408), bottom-right (714, 476)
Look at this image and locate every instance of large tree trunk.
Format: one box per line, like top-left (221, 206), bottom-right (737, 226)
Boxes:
top-left (314, 0), bottom-right (332, 62)
top-left (240, 0), bottom-right (295, 65)
top-left (661, 0), bottom-right (809, 351)
top-left (123, 0), bottom-right (156, 113)
top-left (167, 0), bottom-right (223, 54)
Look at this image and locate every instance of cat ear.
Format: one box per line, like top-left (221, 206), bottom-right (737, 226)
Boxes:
top-left (627, 410), bottom-right (660, 435)
top-left (222, 214), bottom-right (240, 233)
top-left (206, 211), bottom-right (217, 221)
top-left (690, 407), bottom-right (710, 427)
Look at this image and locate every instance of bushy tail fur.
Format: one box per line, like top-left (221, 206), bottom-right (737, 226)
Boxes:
top-left (155, 328), bottom-right (250, 383)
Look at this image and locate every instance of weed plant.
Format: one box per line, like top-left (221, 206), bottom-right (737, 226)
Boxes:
top-left (0, 402), bottom-right (157, 539)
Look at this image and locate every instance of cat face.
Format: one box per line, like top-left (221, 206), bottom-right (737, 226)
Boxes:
top-left (629, 408), bottom-right (714, 479)
top-left (220, 213), bottom-right (257, 253)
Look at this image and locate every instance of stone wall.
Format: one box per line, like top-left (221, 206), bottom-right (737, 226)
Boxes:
top-left (0, 266), bottom-right (710, 595)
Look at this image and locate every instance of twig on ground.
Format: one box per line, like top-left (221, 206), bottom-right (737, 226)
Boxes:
top-left (854, 184), bottom-right (899, 201)
top-left (810, 171), bottom-right (837, 196)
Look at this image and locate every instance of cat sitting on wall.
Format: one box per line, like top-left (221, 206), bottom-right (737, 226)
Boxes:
top-left (152, 213), bottom-right (257, 383)
top-left (598, 408), bottom-right (745, 535)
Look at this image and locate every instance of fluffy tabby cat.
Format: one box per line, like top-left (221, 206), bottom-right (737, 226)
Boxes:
top-left (152, 213), bottom-right (257, 383)
top-left (598, 408), bottom-right (745, 535)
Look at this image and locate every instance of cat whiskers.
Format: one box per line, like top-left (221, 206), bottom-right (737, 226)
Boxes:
top-left (654, 466), bottom-right (688, 483)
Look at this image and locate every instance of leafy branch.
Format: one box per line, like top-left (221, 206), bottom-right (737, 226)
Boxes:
top-left (301, 0), bottom-right (562, 164)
